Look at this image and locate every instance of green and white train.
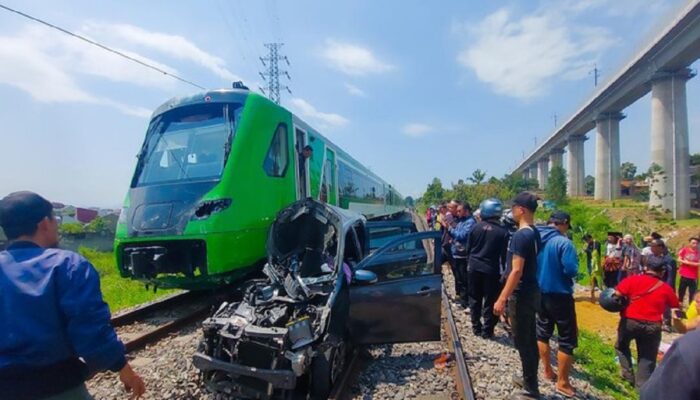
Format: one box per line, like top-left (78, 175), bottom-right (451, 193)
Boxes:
top-left (115, 87), bottom-right (404, 289)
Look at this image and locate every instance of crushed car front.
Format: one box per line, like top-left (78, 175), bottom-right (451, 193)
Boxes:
top-left (193, 199), bottom-right (360, 399)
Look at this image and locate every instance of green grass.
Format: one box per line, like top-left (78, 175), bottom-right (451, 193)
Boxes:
top-left (79, 247), bottom-right (177, 312)
top-left (576, 330), bottom-right (637, 400)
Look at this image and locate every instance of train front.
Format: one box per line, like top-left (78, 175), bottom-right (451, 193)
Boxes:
top-left (114, 90), bottom-right (249, 289)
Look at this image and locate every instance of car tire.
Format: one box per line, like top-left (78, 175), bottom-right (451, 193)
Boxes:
top-left (310, 342), bottom-right (346, 399)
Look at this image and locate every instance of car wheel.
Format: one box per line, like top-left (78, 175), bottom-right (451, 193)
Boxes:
top-left (310, 342), bottom-right (346, 399)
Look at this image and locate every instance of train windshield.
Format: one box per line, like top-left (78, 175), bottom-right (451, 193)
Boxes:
top-left (133, 103), bottom-right (241, 187)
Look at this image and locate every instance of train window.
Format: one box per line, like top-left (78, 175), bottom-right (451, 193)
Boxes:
top-left (263, 123), bottom-right (289, 177)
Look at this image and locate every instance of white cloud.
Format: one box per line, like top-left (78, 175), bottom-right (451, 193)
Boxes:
top-left (83, 22), bottom-right (242, 82)
top-left (289, 98), bottom-right (349, 128)
top-left (455, 7), bottom-right (617, 99)
top-left (344, 83), bottom-right (366, 97)
top-left (321, 39), bottom-right (394, 76)
top-left (402, 123), bottom-right (434, 137)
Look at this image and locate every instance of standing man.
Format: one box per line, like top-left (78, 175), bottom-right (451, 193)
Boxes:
top-left (448, 201), bottom-right (476, 308)
top-left (614, 241), bottom-right (680, 390)
top-left (494, 192), bottom-right (542, 399)
top-left (583, 234), bottom-right (602, 299)
top-left (603, 232), bottom-right (623, 288)
top-left (535, 211), bottom-right (579, 398)
top-left (0, 192), bottom-right (146, 400)
top-left (678, 237), bottom-right (700, 306)
top-left (298, 145), bottom-right (313, 198)
top-left (466, 198), bottom-right (508, 338)
top-left (622, 234), bottom-right (643, 277)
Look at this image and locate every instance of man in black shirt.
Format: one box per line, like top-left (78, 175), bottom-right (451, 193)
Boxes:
top-left (467, 198), bottom-right (508, 338)
top-left (494, 192), bottom-right (542, 399)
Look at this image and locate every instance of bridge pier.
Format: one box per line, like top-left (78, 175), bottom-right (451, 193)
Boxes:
top-left (650, 68), bottom-right (694, 219)
top-left (567, 135), bottom-right (587, 196)
top-left (538, 158), bottom-right (549, 189)
top-left (594, 112), bottom-right (624, 201)
top-left (529, 165), bottom-right (538, 182)
top-left (549, 148), bottom-right (565, 169)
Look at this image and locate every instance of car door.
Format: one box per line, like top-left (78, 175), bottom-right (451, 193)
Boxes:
top-left (348, 230), bottom-right (442, 345)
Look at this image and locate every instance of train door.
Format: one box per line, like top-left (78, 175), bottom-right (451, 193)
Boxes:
top-left (323, 149), bottom-right (337, 205)
top-left (294, 128), bottom-right (309, 199)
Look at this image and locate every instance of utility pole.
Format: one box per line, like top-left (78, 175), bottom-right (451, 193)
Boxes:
top-left (589, 63), bottom-right (600, 87)
top-left (553, 113), bottom-right (558, 128)
top-left (259, 43), bottom-right (291, 104)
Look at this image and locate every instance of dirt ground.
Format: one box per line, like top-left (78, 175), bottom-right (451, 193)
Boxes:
top-left (574, 289), bottom-right (620, 342)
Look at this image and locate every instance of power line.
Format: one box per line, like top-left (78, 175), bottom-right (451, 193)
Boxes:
top-left (259, 43), bottom-right (291, 104)
top-left (0, 3), bottom-right (206, 90)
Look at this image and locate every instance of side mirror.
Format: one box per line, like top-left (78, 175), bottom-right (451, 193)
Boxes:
top-left (353, 269), bottom-right (378, 285)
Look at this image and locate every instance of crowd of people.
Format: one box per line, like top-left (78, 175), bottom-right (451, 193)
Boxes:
top-left (426, 192), bottom-right (700, 399)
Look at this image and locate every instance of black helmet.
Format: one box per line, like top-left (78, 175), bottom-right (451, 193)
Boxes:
top-left (599, 288), bottom-right (627, 312)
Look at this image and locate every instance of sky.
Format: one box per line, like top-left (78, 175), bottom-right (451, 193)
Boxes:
top-left (1, 0), bottom-right (699, 207)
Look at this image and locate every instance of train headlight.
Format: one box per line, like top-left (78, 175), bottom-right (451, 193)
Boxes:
top-left (193, 198), bottom-right (232, 220)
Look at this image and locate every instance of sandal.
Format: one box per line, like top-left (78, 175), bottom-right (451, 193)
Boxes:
top-left (555, 386), bottom-right (576, 398)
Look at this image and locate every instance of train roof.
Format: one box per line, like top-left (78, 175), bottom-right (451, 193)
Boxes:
top-left (151, 89), bottom-right (249, 119)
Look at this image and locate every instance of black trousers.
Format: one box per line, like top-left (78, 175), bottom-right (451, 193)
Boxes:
top-left (679, 277), bottom-right (697, 305)
top-left (508, 290), bottom-right (540, 395)
top-left (615, 318), bottom-right (662, 390)
top-left (604, 270), bottom-right (619, 288)
top-left (452, 258), bottom-right (468, 301)
top-left (536, 293), bottom-right (578, 355)
top-left (468, 270), bottom-right (500, 334)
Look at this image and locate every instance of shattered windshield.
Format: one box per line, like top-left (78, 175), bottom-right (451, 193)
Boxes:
top-left (265, 203), bottom-right (343, 300)
top-left (133, 103), bottom-right (241, 187)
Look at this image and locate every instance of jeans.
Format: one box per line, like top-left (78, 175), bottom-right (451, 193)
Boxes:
top-left (452, 258), bottom-right (468, 301)
top-left (615, 318), bottom-right (662, 390)
top-left (468, 270), bottom-right (500, 334)
top-left (678, 277), bottom-right (697, 305)
top-left (508, 290), bottom-right (541, 395)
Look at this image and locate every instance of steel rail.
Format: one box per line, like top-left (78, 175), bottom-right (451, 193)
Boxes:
top-left (110, 290), bottom-right (204, 328)
top-left (442, 289), bottom-right (476, 400)
top-left (122, 305), bottom-right (211, 353)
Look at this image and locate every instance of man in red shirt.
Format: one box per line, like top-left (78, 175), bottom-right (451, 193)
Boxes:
top-left (678, 237), bottom-right (700, 306)
top-left (614, 241), bottom-right (680, 390)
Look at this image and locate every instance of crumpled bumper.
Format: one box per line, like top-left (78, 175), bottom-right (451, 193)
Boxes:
top-left (192, 353), bottom-right (297, 390)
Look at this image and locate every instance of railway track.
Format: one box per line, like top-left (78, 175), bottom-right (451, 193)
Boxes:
top-left (111, 291), bottom-right (214, 354)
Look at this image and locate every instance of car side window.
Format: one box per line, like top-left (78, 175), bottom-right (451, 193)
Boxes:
top-left (263, 123), bottom-right (289, 177)
top-left (366, 238), bottom-right (434, 282)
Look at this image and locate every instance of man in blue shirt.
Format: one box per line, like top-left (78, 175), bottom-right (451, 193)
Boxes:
top-left (536, 211), bottom-right (579, 398)
top-left (0, 191), bottom-right (146, 399)
top-left (494, 192), bottom-right (542, 399)
top-left (448, 201), bottom-right (476, 308)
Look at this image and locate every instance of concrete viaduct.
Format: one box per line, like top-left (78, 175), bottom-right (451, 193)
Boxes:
top-left (512, 1), bottom-right (700, 220)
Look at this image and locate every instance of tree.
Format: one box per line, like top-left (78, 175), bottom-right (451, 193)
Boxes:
top-left (584, 175), bottom-right (595, 196)
top-left (60, 222), bottom-right (84, 235)
top-left (421, 177), bottom-right (445, 207)
top-left (691, 153), bottom-right (700, 165)
top-left (468, 169), bottom-right (486, 185)
top-left (502, 173), bottom-right (538, 193)
top-left (620, 162), bottom-right (637, 180)
top-left (546, 166), bottom-right (568, 204)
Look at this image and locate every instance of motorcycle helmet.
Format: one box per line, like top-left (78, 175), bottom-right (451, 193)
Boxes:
top-left (599, 288), bottom-right (627, 312)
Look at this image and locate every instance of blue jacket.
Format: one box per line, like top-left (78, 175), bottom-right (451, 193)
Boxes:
top-left (0, 242), bottom-right (125, 375)
top-left (536, 225), bottom-right (579, 294)
top-left (450, 216), bottom-right (476, 258)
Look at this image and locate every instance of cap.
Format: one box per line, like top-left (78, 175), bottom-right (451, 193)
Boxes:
top-left (607, 231), bottom-right (623, 237)
top-left (512, 192), bottom-right (538, 212)
top-left (0, 191), bottom-right (53, 233)
top-left (549, 211), bottom-right (571, 226)
top-left (302, 145), bottom-right (313, 151)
